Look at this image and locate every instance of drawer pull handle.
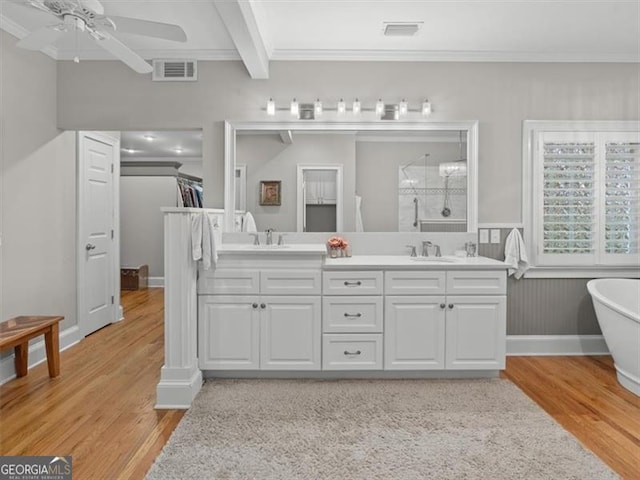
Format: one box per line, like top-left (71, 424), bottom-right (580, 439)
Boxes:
top-left (448, 303), bottom-right (454, 309)
top-left (440, 303), bottom-right (446, 309)
top-left (252, 303), bottom-right (258, 309)
top-left (344, 281), bottom-right (362, 286)
top-left (344, 313), bottom-right (362, 318)
top-left (344, 350), bottom-right (362, 356)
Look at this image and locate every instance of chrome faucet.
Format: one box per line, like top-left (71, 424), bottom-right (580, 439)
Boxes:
top-left (265, 228), bottom-right (275, 246)
top-left (406, 245), bottom-right (417, 257)
top-left (422, 241), bottom-right (442, 257)
top-left (250, 233), bottom-right (260, 245)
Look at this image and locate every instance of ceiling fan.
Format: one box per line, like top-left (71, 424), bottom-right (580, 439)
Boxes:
top-left (14, 0), bottom-right (187, 73)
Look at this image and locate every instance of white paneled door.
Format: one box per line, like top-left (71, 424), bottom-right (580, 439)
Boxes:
top-left (78, 132), bottom-right (119, 336)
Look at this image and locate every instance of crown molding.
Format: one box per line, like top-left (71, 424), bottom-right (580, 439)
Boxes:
top-left (0, 14), bottom-right (58, 59)
top-left (270, 48), bottom-right (640, 63)
top-left (55, 48), bottom-right (241, 61)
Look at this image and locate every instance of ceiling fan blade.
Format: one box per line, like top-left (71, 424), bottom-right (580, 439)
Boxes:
top-left (16, 25), bottom-right (65, 50)
top-left (94, 32), bottom-right (153, 73)
top-left (101, 15), bottom-right (187, 42)
top-left (79, 0), bottom-right (104, 15)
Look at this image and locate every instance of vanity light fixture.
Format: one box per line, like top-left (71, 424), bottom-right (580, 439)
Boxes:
top-left (352, 98), bottom-right (361, 115)
top-left (290, 98), bottom-right (299, 116)
top-left (264, 97), bottom-right (434, 119)
top-left (266, 98), bottom-right (276, 116)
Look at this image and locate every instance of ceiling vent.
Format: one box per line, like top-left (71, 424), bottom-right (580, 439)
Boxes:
top-left (383, 22), bottom-right (423, 37)
top-left (152, 59), bottom-right (197, 81)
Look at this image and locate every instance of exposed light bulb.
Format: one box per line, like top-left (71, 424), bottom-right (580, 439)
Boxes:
top-left (337, 98), bottom-right (346, 115)
top-left (290, 98), bottom-right (299, 116)
top-left (352, 98), bottom-right (361, 115)
top-left (314, 98), bottom-right (323, 115)
top-left (266, 98), bottom-right (276, 116)
top-left (399, 99), bottom-right (408, 116)
top-left (375, 98), bottom-right (384, 116)
top-left (422, 99), bottom-right (432, 116)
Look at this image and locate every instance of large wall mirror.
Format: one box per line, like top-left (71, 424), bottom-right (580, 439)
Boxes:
top-left (223, 121), bottom-right (478, 233)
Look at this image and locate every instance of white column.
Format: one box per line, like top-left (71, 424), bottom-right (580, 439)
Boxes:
top-left (156, 209), bottom-right (202, 408)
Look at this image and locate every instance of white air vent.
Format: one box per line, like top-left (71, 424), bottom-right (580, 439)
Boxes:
top-left (383, 22), bottom-right (423, 36)
top-left (152, 59), bottom-right (197, 81)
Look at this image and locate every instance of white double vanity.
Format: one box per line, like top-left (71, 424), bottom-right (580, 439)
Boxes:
top-left (155, 120), bottom-right (509, 409)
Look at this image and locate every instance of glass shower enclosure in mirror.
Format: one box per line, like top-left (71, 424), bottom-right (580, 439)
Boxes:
top-left (223, 121), bottom-right (478, 233)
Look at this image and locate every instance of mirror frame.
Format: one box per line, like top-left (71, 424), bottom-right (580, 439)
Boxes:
top-left (223, 120), bottom-right (479, 233)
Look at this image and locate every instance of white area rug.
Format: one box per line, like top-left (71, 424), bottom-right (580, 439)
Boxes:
top-left (147, 379), bottom-right (618, 479)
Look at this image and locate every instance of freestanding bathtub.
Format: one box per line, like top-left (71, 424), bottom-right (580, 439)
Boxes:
top-left (587, 278), bottom-right (640, 395)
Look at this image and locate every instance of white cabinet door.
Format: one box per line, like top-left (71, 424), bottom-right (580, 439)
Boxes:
top-left (260, 296), bottom-right (321, 370)
top-left (445, 295), bottom-right (506, 370)
top-left (199, 296), bottom-right (260, 370)
top-left (384, 296), bottom-right (446, 370)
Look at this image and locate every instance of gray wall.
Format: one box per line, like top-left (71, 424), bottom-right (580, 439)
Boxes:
top-left (120, 176), bottom-right (177, 278)
top-left (237, 133), bottom-right (356, 232)
top-left (0, 31), bottom-right (77, 331)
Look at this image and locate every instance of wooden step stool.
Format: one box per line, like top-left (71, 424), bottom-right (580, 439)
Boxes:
top-left (0, 316), bottom-right (64, 378)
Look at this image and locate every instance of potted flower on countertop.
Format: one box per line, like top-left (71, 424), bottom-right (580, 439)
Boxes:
top-left (327, 236), bottom-right (351, 258)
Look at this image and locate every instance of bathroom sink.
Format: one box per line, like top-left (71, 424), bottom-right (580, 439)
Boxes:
top-left (409, 256), bottom-right (459, 263)
top-left (251, 244), bottom-right (291, 249)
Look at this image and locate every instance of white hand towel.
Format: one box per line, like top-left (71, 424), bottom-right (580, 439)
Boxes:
top-left (243, 211), bottom-right (257, 232)
top-left (202, 213), bottom-right (221, 270)
top-left (190, 212), bottom-right (203, 261)
top-left (504, 228), bottom-right (530, 279)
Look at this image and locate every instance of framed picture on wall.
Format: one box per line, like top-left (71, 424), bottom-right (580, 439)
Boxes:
top-left (259, 180), bottom-right (281, 206)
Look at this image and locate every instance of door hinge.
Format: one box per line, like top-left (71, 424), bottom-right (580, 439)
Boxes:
top-left (111, 295), bottom-right (114, 304)
top-left (111, 229), bottom-right (114, 239)
top-left (111, 163), bottom-right (114, 174)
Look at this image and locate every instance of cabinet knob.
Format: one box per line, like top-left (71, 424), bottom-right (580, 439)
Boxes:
top-left (343, 350), bottom-right (361, 356)
top-left (448, 303), bottom-right (454, 309)
top-left (252, 303), bottom-right (258, 309)
top-left (440, 303), bottom-right (446, 309)
top-left (344, 281), bottom-right (362, 286)
top-left (260, 303), bottom-right (266, 309)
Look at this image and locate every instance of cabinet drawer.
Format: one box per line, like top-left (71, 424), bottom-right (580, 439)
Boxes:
top-left (260, 270), bottom-right (321, 295)
top-left (322, 271), bottom-right (383, 295)
top-left (385, 271), bottom-right (446, 295)
top-left (198, 269), bottom-right (260, 295)
top-left (322, 334), bottom-right (383, 370)
top-left (323, 296), bottom-right (383, 333)
top-left (446, 270), bottom-right (506, 295)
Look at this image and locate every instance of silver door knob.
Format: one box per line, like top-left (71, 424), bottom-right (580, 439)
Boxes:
top-left (85, 243), bottom-right (96, 251)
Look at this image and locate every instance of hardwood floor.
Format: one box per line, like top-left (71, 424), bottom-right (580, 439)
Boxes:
top-left (0, 288), bottom-right (184, 480)
top-left (1, 289), bottom-right (638, 479)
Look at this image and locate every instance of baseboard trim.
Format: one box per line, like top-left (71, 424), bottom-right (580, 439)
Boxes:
top-left (148, 277), bottom-right (165, 287)
top-left (155, 366), bottom-right (203, 409)
top-left (507, 335), bottom-right (610, 356)
top-left (0, 325), bottom-right (82, 385)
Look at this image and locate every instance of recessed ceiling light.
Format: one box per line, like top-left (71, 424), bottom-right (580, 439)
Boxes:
top-left (144, 134), bottom-right (156, 141)
top-left (122, 148), bottom-right (137, 154)
top-left (383, 22), bottom-right (423, 36)
top-left (174, 147), bottom-right (184, 154)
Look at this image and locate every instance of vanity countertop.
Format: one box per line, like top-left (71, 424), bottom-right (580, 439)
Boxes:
top-left (218, 243), bottom-right (328, 255)
top-left (323, 255), bottom-right (509, 270)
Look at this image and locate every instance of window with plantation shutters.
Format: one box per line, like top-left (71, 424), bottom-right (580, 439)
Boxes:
top-left (525, 122), bottom-right (640, 273)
